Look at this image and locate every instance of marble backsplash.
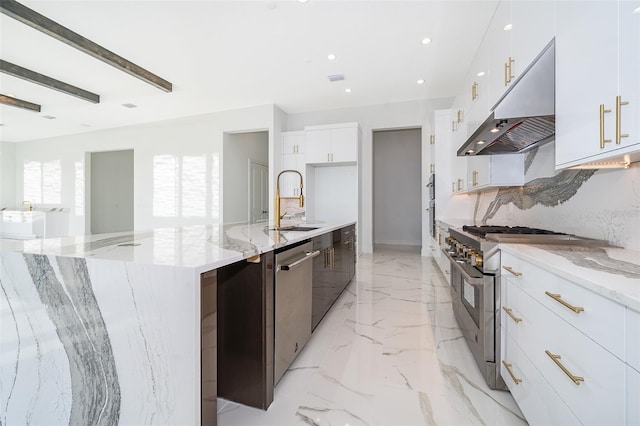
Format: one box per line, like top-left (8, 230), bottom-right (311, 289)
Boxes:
top-left (471, 143), bottom-right (640, 250)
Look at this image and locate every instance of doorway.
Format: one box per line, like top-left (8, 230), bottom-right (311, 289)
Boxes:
top-left (249, 160), bottom-right (268, 223)
top-left (90, 149), bottom-right (134, 234)
top-left (222, 131), bottom-right (269, 224)
top-left (372, 128), bottom-right (421, 247)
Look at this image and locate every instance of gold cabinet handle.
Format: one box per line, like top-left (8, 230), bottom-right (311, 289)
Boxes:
top-left (545, 291), bottom-right (584, 314)
top-left (430, 163), bottom-right (435, 173)
top-left (472, 82), bottom-right (478, 101)
top-left (452, 121), bottom-right (457, 132)
top-left (457, 109), bottom-right (463, 124)
top-left (472, 170), bottom-right (478, 186)
top-left (457, 178), bottom-right (462, 191)
top-left (599, 104), bottom-right (612, 148)
top-left (545, 350), bottom-right (585, 385)
top-left (502, 361), bottom-right (522, 384)
top-left (504, 61), bottom-right (509, 86)
top-left (502, 307), bottom-right (522, 323)
top-left (507, 57), bottom-right (515, 83)
top-left (430, 134), bottom-right (435, 145)
top-left (502, 266), bottom-right (522, 277)
top-left (616, 95), bottom-right (629, 145)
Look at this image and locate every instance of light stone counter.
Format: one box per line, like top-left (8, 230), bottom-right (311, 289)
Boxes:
top-left (500, 243), bottom-right (640, 311)
top-left (0, 220), bottom-right (355, 425)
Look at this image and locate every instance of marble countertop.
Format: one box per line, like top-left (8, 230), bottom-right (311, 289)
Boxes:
top-left (436, 218), bottom-right (470, 230)
top-left (0, 221), bottom-right (356, 273)
top-left (500, 243), bottom-right (640, 312)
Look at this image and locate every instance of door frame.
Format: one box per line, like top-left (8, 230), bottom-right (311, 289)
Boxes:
top-left (248, 159), bottom-right (269, 223)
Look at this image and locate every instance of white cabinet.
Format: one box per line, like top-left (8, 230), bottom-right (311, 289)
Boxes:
top-left (486, 0), bottom-right (513, 108)
top-left (556, 0), bottom-right (640, 168)
top-left (628, 365), bottom-right (640, 425)
top-left (500, 248), bottom-right (640, 425)
top-left (510, 1), bottom-right (555, 82)
top-left (627, 308), bottom-right (640, 372)
top-left (305, 123), bottom-right (358, 165)
top-left (465, 155), bottom-right (524, 192)
top-left (283, 131), bottom-right (305, 155)
top-left (280, 131), bottom-right (306, 198)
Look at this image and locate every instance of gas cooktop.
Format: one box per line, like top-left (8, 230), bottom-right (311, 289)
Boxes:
top-left (462, 225), bottom-right (566, 237)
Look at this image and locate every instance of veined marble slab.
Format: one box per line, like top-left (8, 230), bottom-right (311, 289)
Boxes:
top-left (0, 252), bottom-right (200, 425)
top-left (0, 221), bottom-right (355, 274)
top-left (500, 243), bottom-right (640, 311)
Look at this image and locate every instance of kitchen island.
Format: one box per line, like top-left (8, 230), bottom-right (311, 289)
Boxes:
top-left (0, 221), bottom-right (355, 426)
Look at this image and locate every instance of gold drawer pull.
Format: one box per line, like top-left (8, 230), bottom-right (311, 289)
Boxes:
top-left (502, 307), bottom-right (522, 323)
top-left (545, 350), bottom-right (585, 385)
top-left (545, 291), bottom-right (584, 314)
top-left (502, 266), bottom-right (522, 276)
top-left (599, 104), bottom-right (612, 148)
top-left (502, 361), bottom-right (522, 385)
top-left (616, 95), bottom-right (629, 145)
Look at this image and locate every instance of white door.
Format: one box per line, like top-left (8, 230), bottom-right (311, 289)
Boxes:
top-left (249, 161), bottom-right (268, 223)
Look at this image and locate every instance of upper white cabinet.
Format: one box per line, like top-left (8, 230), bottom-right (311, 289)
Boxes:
top-left (466, 154), bottom-right (525, 191)
top-left (555, 0), bottom-right (640, 168)
top-left (282, 131), bottom-right (305, 155)
top-left (305, 123), bottom-right (359, 165)
top-left (280, 131), bottom-right (306, 197)
top-left (486, 0), bottom-right (513, 108)
top-left (510, 1), bottom-right (555, 83)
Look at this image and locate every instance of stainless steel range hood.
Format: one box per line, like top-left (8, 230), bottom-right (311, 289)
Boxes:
top-left (458, 39), bottom-right (555, 156)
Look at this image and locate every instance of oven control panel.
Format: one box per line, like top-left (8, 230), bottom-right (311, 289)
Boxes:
top-left (445, 236), bottom-right (484, 268)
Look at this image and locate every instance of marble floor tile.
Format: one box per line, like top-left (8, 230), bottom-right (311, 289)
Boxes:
top-left (218, 245), bottom-right (527, 426)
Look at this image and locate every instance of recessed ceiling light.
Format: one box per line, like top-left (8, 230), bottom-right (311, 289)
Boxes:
top-left (6, 93), bottom-right (16, 98)
top-left (327, 53), bottom-right (336, 61)
top-left (634, 6), bottom-right (640, 13)
top-left (490, 128), bottom-right (500, 133)
top-left (466, 150), bottom-right (474, 154)
top-left (345, 88), bottom-right (352, 93)
top-left (42, 115), bottom-right (56, 120)
top-left (477, 71), bottom-right (485, 77)
top-left (298, 0), bottom-right (308, 3)
top-left (122, 103), bottom-right (138, 108)
top-left (417, 79), bottom-right (425, 85)
top-left (504, 23), bottom-right (512, 31)
top-left (476, 140), bottom-right (485, 145)
top-left (421, 38), bottom-right (432, 45)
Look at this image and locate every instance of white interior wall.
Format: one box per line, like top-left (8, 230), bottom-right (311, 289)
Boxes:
top-left (12, 105), bottom-right (275, 236)
top-left (309, 165), bottom-right (358, 223)
top-left (223, 131), bottom-right (269, 224)
top-left (286, 98), bottom-right (452, 253)
top-left (0, 141), bottom-right (16, 208)
top-left (373, 129), bottom-right (422, 246)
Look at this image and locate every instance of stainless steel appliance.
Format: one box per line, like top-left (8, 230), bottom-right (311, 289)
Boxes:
top-left (427, 174), bottom-right (435, 238)
top-left (458, 39), bottom-right (555, 156)
top-left (274, 241), bottom-right (320, 384)
top-left (443, 225), bottom-right (606, 391)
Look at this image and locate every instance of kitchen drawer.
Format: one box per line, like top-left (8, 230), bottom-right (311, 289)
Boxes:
top-left (501, 279), bottom-right (526, 343)
top-left (501, 330), bottom-right (580, 426)
top-left (514, 287), bottom-right (625, 425)
top-left (628, 365), bottom-right (640, 425)
top-left (627, 308), bottom-right (640, 372)
top-left (500, 251), bottom-right (625, 360)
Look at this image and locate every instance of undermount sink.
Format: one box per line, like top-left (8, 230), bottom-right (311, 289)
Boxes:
top-left (279, 226), bottom-right (319, 232)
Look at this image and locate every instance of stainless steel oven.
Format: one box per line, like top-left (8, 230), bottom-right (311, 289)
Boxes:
top-left (444, 230), bottom-right (504, 390)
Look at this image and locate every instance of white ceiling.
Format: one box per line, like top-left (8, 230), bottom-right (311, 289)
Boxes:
top-left (0, 0), bottom-right (498, 143)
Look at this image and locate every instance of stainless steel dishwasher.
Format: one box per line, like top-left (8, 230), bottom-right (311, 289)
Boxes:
top-left (274, 241), bottom-right (320, 384)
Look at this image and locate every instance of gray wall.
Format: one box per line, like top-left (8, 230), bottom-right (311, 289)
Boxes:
top-left (90, 150), bottom-right (134, 234)
top-left (373, 128), bottom-right (422, 246)
top-left (223, 131), bottom-right (269, 224)
top-left (0, 141), bottom-right (16, 207)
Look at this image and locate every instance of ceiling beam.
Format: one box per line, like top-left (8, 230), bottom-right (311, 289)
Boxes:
top-left (0, 0), bottom-right (173, 92)
top-left (0, 60), bottom-right (100, 103)
top-left (0, 93), bottom-right (41, 112)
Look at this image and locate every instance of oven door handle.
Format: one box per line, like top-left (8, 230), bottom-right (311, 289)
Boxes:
top-left (446, 252), bottom-right (485, 286)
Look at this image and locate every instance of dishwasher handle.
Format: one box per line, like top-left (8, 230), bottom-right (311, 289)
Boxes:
top-left (279, 250), bottom-right (321, 271)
